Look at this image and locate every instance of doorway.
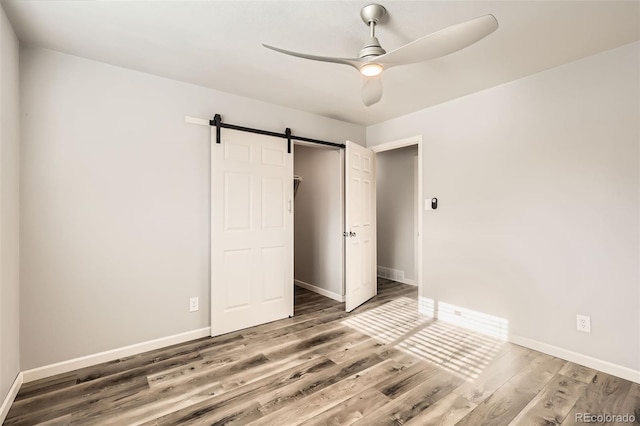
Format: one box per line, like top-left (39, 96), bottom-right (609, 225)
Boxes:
top-left (375, 145), bottom-right (418, 285)
top-left (370, 136), bottom-right (424, 310)
top-left (292, 137), bottom-right (423, 313)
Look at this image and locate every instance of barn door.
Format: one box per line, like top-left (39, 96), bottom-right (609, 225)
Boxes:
top-left (345, 141), bottom-right (377, 312)
top-left (211, 129), bottom-right (293, 336)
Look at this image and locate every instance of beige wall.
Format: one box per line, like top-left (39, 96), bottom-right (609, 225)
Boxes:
top-left (0, 2), bottom-right (20, 404)
top-left (19, 47), bottom-right (365, 370)
top-left (367, 41), bottom-right (640, 371)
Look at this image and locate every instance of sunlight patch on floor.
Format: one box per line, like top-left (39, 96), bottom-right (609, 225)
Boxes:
top-left (342, 297), bottom-right (506, 381)
top-left (342, 298), bottom-right (430, 343)
top-left (396, 321), bottom-right (504, 380)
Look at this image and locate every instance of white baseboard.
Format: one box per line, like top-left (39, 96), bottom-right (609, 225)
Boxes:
top-left (400, 278), bottom-right (417, 286)
top-left (295, 279), bottom-right (344, 302)
top-left (22, 327), bottom-right (211, 383)
top-left (0, 372), bottom-right (23, 424)
top-left (509, 334), bottom-right (640, 384)
top-left (376, 274), bottom-right (416, 286)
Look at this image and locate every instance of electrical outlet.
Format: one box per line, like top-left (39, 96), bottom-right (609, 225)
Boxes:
top-left (577, 314), bottom-right (591, 333)
top-left (189, 297), bottom-right (199, 312)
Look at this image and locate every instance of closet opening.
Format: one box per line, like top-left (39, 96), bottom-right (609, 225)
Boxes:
top-left (292, 143), bottom-right (345, 313)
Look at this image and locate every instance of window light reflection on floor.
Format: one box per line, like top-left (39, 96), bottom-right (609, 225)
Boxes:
top-left (342, 297), bottom-right (508, 381)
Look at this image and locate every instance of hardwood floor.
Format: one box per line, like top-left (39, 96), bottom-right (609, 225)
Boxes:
top-left (6, 279), bottom-right (639, 425)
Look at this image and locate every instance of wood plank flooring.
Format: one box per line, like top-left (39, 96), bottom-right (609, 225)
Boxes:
top-left (6, 279), bottom-right (639, 425)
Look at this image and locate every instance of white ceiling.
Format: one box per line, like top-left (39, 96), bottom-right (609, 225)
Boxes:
top-left (2, 1), bottom-right (639, 126)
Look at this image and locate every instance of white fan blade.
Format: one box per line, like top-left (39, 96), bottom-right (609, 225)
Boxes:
top-left (376, 14), bottom-right (498, 67)
top-left (362, 75), bottom-right (383, 106)
top-left (262, 44), bottom-right (363, 70)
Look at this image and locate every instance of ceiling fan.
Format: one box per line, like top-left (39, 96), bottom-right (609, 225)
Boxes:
top-left (263, 4), bottom-right (498, 106)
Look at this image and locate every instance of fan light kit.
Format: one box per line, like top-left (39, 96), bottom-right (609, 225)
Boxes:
top-left (263, 3), bottom-right (498, 106)
top-left (360, 63), bottom-right (383, 77)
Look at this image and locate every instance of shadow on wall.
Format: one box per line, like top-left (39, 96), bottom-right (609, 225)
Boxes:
top-left (342, 297), bottom-right (509, 381)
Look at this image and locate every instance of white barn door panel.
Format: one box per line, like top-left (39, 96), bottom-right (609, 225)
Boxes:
top-left (345, 141), bottom-right (377, 312)
top-left (211, 130), bottom-right (293, 336)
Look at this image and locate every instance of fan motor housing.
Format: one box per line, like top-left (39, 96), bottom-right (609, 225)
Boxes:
top-left (359, 37), bottom-right (386, 58)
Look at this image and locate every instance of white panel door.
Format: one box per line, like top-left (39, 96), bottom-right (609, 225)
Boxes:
top-left (211, 129), bottom-right (293, 336)
top-left (345, 141), bottom-right (377, 312)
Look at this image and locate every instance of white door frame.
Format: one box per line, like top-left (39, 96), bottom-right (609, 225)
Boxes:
top-left (369, 135), bottom-right (426, 315)
top-left (413, 155), bottom-right (419, 286)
